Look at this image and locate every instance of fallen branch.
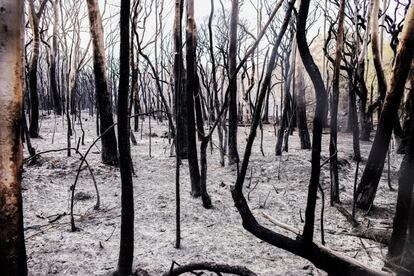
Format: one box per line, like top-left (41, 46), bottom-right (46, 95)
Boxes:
top-left (255, 211), bottom-right (391, 275)
top-left (262, 212), bottom-right (301, 236)
top-left (345, 227), bottom-right (391, 245)
top-left (163, 262), bottom-right (257, 276)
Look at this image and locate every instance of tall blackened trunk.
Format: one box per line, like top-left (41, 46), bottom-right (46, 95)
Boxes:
top-left (348, 72), bottom-right (361, 161)
top-left (0, 1), bottom-right (28, 274)
top-left (356, 0), bottom-right (372, 141)
top-left (228, 0), bottom-right (240, 166)
top-left (185, 0), bottom-right (201, 197)
top-left (50, 0), bottom-right (62, 116)
top-left (276, 52), bottom-right (293, 156)
top-left (28, 0), bottom-right (42, 138)
top-left (208, 0), bottom-right (225, 166)
top-left (329, 0), bottom-right (346, 205)
top-left (294, 31), bottom-right (311, 149)
top-left (195, 73), bottom-right (205, 140)
top-left (357, 5), bottom-right (414, 209)
top-left (86, 0), bottom-right (119, 165)
top-left (371, 0), bottom-right (388, 108)
top-left (387, 76), bottom-right (414, 273)
top-left (295, 62), bottom-right (311, 149)
top-left (174, 0), bottom-right (188, 159)
top-left (297, 0), bottom-right (329, 242)
top-left (116, 0), bottom-right (134, 274)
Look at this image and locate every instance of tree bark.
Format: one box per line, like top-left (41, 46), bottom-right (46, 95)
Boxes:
top-left (86, 0), bottom-right (119, 166)
top-left (185, 0), bottom-right (201, 197)
top-left (295, 41), bottom-right (311, 149)
top-left (357, 4), bottom-right (414, 209)
top-left (329, 0), bottom-right (346, 205)
top-left (371, 0), bottom-right (388, 112)
top-left (28, 0), bottom-right (44, 138)
top-left (116, 0), bottom-right (134, 274)
top-left (348, 73), bottom-right (361, 161)
top-left (297, 0), bottom-right (329, 242)
top-left (276, 53), bottom-right (293, 156)
top-left (50, 0), bottom-right (62, 116)
top-left (387, 66), bottom-right (414, 272)
top-left (173, 0), bottom-right (188, 159)
top-left (0, 1), bottom-right (28, 274)
top-left (208, 0), bottom-right (225, 166)
top-left (228, 0), bottom-right (240, 166)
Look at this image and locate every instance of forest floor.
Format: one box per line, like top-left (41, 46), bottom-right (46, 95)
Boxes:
top-left (22, 112), bottom-right (401, 275)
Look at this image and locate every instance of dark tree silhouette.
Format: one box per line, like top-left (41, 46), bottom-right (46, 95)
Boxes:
top-left (185, 0), bottom-right (202, 197)
top-left (228, 0), bottom-right (240, 166)
top-left (297, 0), bottom-right (328, 242)
top-left (116, 0), bottom-right (134, 274)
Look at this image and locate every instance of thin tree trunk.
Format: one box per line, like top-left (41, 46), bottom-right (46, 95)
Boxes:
top-left (195, 73), bottom-right (205, 140)
top-left (371, 0), bottom-right (388, 112)
top-left (228, 0), bottom-right (240, 166)
top-left (28, 0), bottom-right (43, 138)
top-left (329, 0), bottom-right (346, 205)
top-left (297, 0), bottom-right (329, 242)
top-left (174, 0), bottom-right (188, 159)
top-left (185, 0), bottom-right (201, 197)
top-left (295, 56), bottom-right (311, 149)
top-left (116, 0), bottom-right (134, 274)
top-left (50, 0), bottom-right (62, 116)
top-left (276, 55), bottom-right (292, 156)
top-left (349, 73), bottom-right (361, 161)
top-left (208, 0), bottom-right (225, 166)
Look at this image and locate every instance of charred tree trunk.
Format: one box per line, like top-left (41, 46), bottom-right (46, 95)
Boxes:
top-left (356, 1), bottom-right (372, 142)
top-left (86, 0), bottom-right (119, 166)
top-left (0, 1), bottom-right (28, 274)
top-left (295, 44), bottom-right (311, 149)
top-left (357, 5), bottom-right (414, 209)
top-left (370, 0), bottom-right (388, 113)
top-left (329, 0), bottom-right (345, 205)
top-left (50, 0), bottom-right (62, 116)
top-left (116, 0), bottom-right (134, 274)
top-left (297, 0), bottom-right (329, 242)
top-left (174, 0), bottom-right (188, 159)
top-left (348, 72), bottom-right (361, 162)
top-left (208, 0), bottom-right (225, 166)
top-left (228, 0), bottom-right (240, 166)
top-left (185, 0), bottom-right (201, 197)
top-left (195, 73), bottom-right (205, 140)
top-left (387, 81), bottom-right (414, 274)
top-left (276, 53), bottom-right (292, 156)
top-left (28, 0), bottom-right (47, 138)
